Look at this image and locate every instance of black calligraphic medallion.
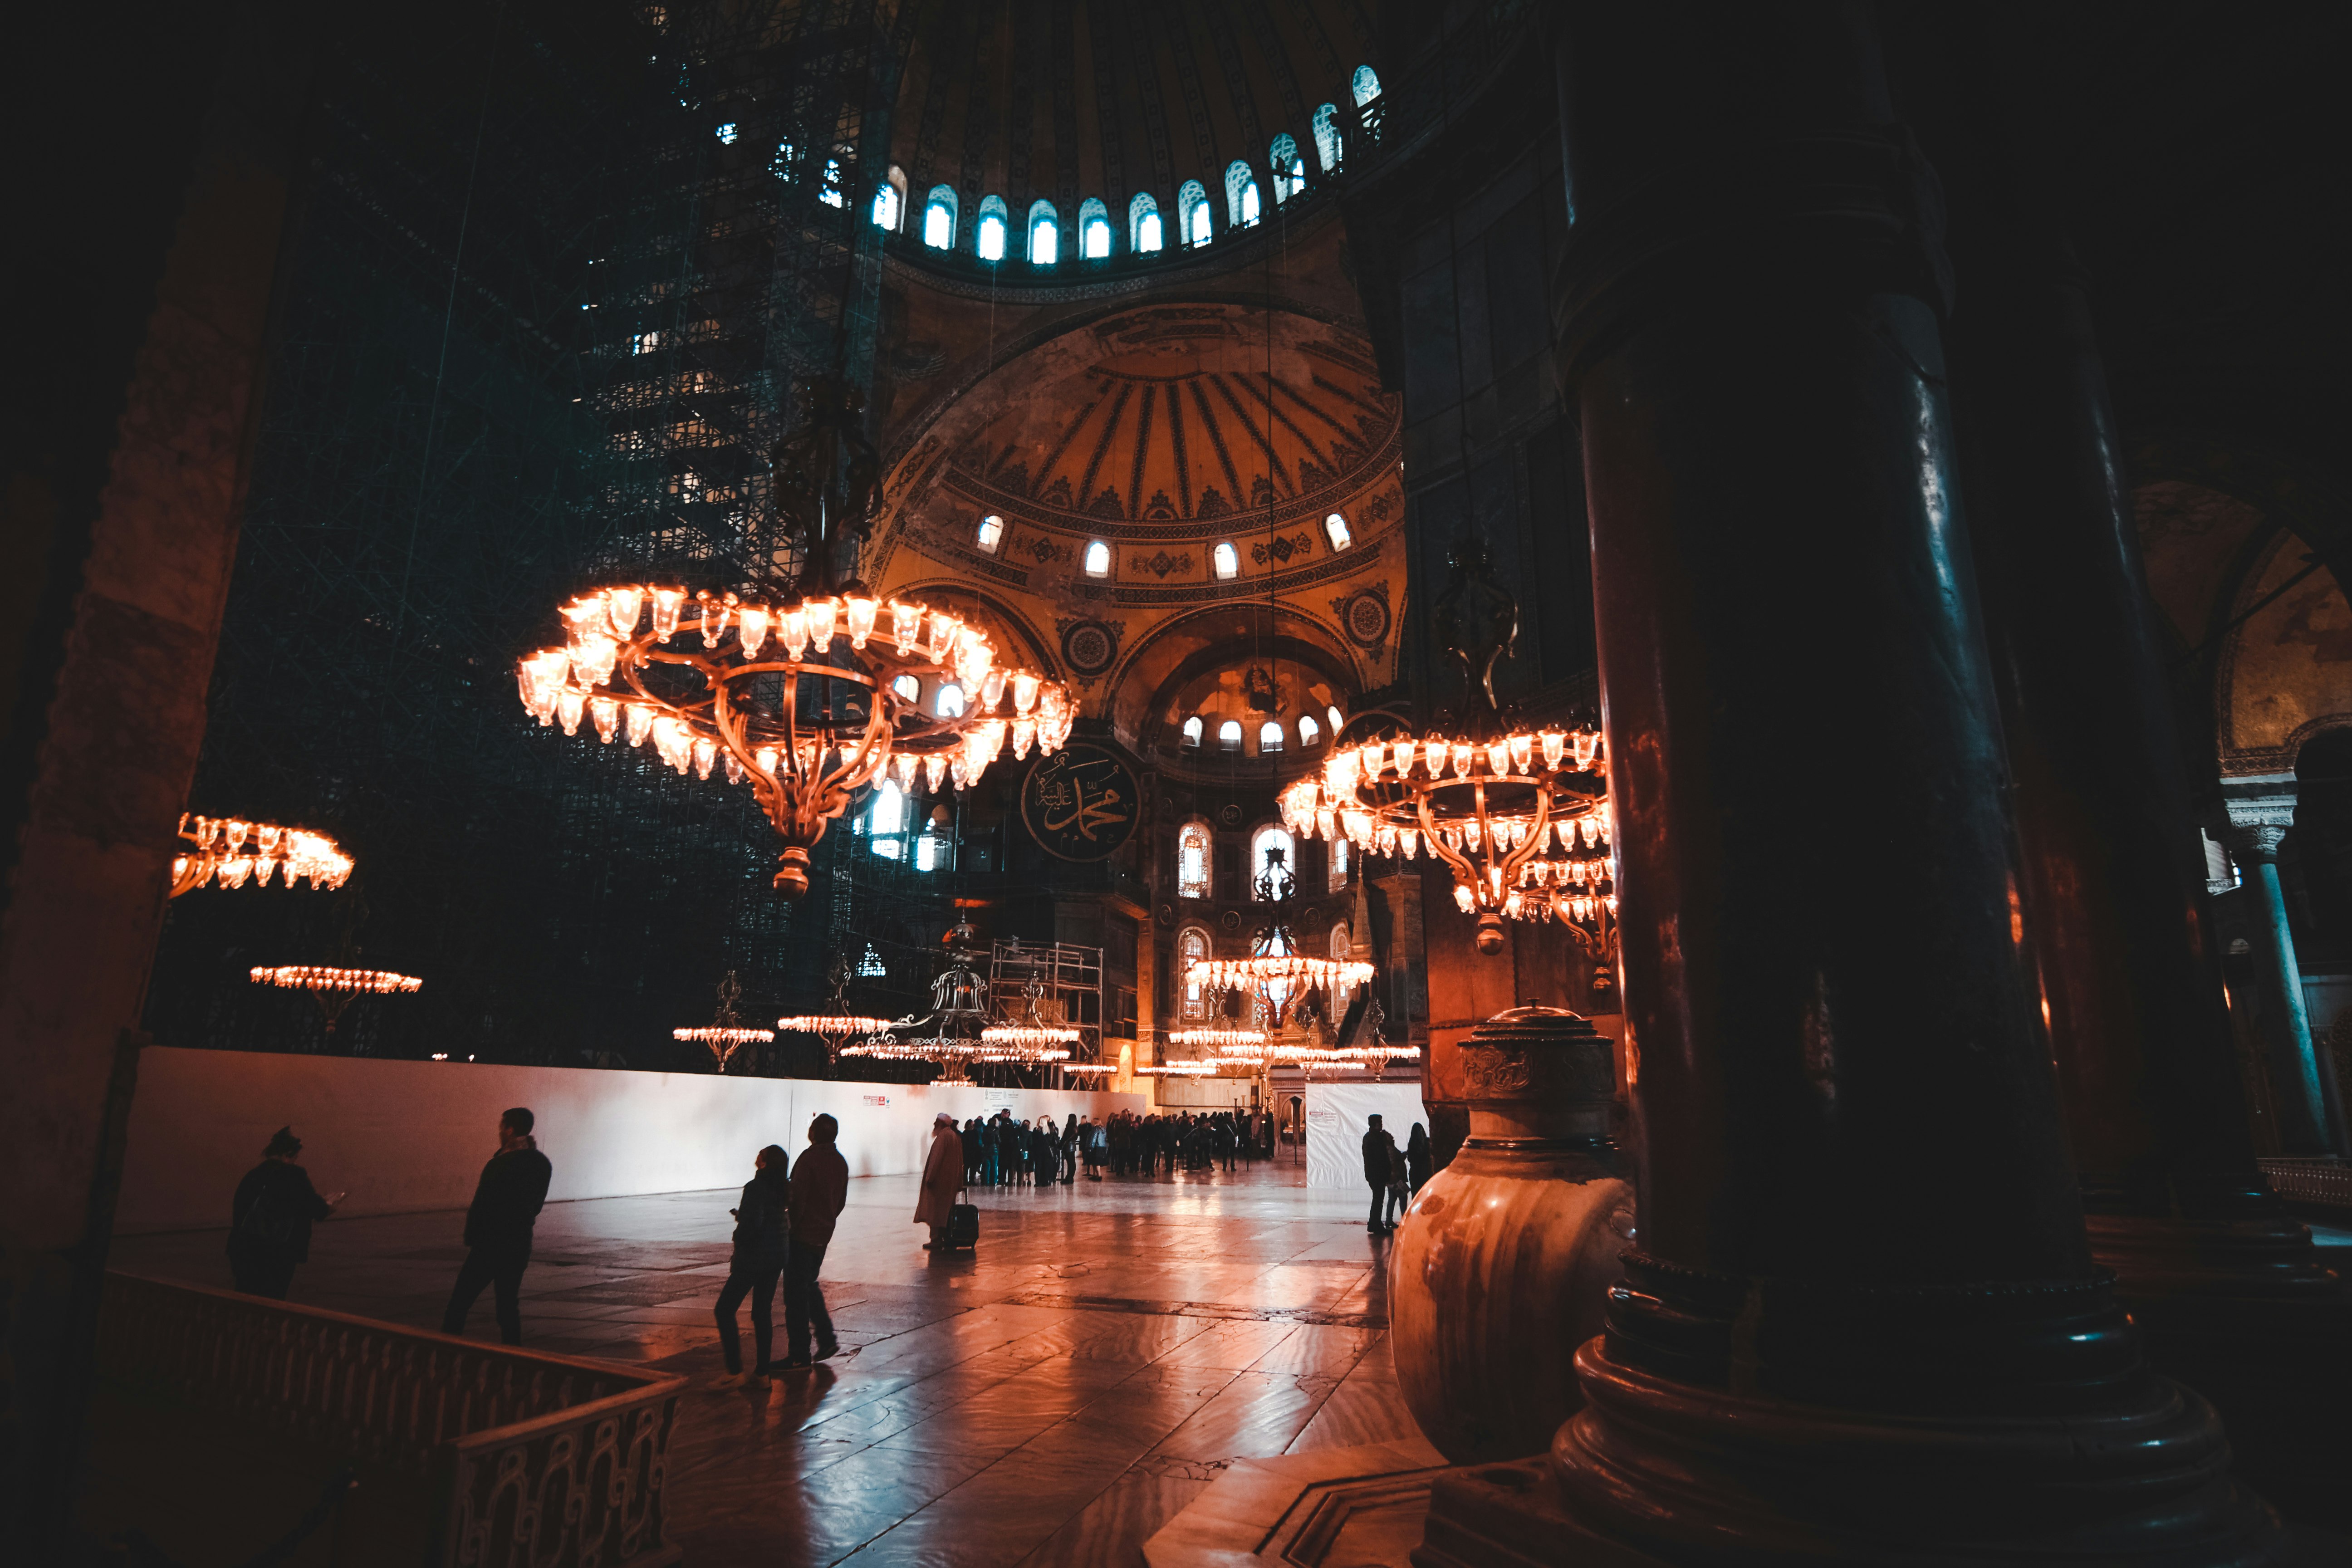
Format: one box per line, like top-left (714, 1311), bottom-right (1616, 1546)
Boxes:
top-left (1020, 745), bottom-right (1141, 862)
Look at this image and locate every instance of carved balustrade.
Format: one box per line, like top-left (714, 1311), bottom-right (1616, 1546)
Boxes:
top-left (97, 1271), bottom-right (684, 1567)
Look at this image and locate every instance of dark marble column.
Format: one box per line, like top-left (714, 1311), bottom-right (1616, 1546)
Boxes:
top-left (1419, 5), bottom-right (2286, 1562)
top-left (1931, 84), bottom-right (2348, 1512)
top-left (2223, 817), bottom-right (2344, 1158)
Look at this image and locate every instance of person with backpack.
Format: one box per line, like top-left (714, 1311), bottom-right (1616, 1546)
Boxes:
top-left (226, 1127), bottom-right (340, 1299)
top-left (779, 1114), bottom-right (847, 1370)
top-left (712, 1143), bottom-right (789, 1388)
top-left (441, 1107), bottom-right (554, 1344)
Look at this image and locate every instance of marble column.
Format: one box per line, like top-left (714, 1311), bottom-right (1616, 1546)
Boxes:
top-left (1419, 5), bottom-right (2285, 1562)
top-left (1925, 64), bottom-right (2347, 1515)
top-left (2222, 809), bottom-right (2345, 1157)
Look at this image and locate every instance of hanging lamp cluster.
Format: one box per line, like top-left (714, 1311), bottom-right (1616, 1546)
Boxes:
top-left (173, 814), bottom-right (353, 897)
top-left (519, 585), bottom-right (1072, 897)
top-left (777, 956), bottom-right (894, 1067)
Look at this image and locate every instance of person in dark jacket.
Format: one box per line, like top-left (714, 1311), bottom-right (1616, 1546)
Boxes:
top-left (1061, 1113), bottom-right (1079, 1183)
top-left (779, 1114), bottom-right (848, 1369)
top-left (227, 1127), bottom-right (339, 1299)
top-left (712, 1144), bottom-right (789, 1386)
top-left (1406, 1122), bottom-right (1433, 1197)
top-left (1362, 1114), bottom-right (1396, 1235)
top-left (441, 1107), bottom-right (554, 1344)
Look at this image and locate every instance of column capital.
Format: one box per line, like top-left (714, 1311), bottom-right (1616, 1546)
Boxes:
top-left (2223, 823), bottom-right (2289, 863)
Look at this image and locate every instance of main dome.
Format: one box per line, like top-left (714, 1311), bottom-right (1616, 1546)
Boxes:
top-left (893, 304), bottom-right (1401, 595)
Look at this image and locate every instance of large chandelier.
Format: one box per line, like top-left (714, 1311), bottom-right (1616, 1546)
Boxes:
top-left (250, 965), bottom-right (421, 1036)
top-left (519, 584), bottom-right (1071, 896)
top-left (518, 371), bottom-right (1072, 897)
top-left (1184, 850), bottom-right (1374, 1027)
top-left (981, 980), bottom-right (1083, 1054)
top-left (675, 971), bottom-right (774, 1071)
top-left (1279, 539), bottom-right (1617, 956)
top-left (843, 920), bottom-right (1076, 1075)
top-left (174, 814), bottom-right (353, 897)
top-left (777, 956), bottom-right (894, 1068)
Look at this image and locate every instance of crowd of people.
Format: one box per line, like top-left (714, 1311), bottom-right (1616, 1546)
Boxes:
top-left (225, 1099), bottom-right (1428, 1377)
top-left (948, 1106), bottom-right (1280, 1187)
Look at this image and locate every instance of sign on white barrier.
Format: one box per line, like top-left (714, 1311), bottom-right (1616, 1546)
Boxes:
top-left (1303, 1081), bottom-right (1432, 1190)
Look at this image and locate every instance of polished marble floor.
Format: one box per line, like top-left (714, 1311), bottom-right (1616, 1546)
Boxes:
top-left (112, 1155), bottom-right (1436, 1566)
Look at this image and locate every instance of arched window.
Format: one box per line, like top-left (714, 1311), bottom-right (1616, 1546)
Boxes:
top-left (1312, 104), bottom-right (1342, 173)
top-left (977, 514), bottom-right (1004, 553)
top-left (975, 194), bottom-right (1009, 261)
top-left (1329, 922), bottom-right (1352, 959)
top-left (874, 166), bottom-right (907, 230)
top-left (1270, 134), bottom-right (1304, 202)
top-left (1250, 825), bottom-right (1298, 900)
top-left (1181, 715), bottom-right (1204, 749)
top-left (1078, 197), bottom-right (1111, 258)
top-left (1298, 713), bottom-right (1321, 748)
top-left (1178, 926), bottom-right (1211, 1017)
top-left (1328, 834), bottom-right (1350, 892)
top-left (1178, 180), bottom-right (1211, 247)
top-left (1326, 704), bottom-right (1344, 735)
top-left (1324, 512), bottom-right (1352, 549)
top-left (1259, 720), bottom-right (1284, 754)
top-left (936, 681), bottom-right (965, 718)
top-left (1177, 823), bottom-right (1211, 901)
top-left (892, 674), bottom-right (921, 702)
top-left (1219, 719), bottom-right (1243, 753)
top-left (1225, 161), bottom-right (1261, 227)
top-left (1130, 191), bottom-right (1163, 253)
top-left (922, 184), bottom-right (958, 249)
top-left (1212, 541), bottom-right (1240, 579)
top-left (869, 778), bottom-right (906, 858)
top-left (1084, 540), bottom-right (1112, 577)
top-left (1352, 65), bottom-right (1382, 106)
top-left (1028, 199), bottom-right (1059, 265)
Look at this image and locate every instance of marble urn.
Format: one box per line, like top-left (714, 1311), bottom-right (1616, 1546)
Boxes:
top-left (1387, 1003), bottom-right (1635, 1463)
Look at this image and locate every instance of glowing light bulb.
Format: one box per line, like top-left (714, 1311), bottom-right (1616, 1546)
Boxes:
top-left (1487, 740), bottom-right (1511, 777)
top-left (806, 598), bottom-right (838, 654)
top-left (557, 688), bottom-right (586, 735)
top-left (924, 753), bottom-right (948, 792)
top-left (693, 736), bottom-right (717, 779)
top-left (1452, 742), bottom-right (1474, 778)
top-left (723, 749), bottom-right (745, 784)
top-left (700, 598), bottom-right (730, 647)
top-left (651, 587), bottom-right (686, 641)
top-left (1011, 718), bottom-right (1035, 758)
top-left (1540, 730), bottom-right (1566, 769)
top-left (607, 585), bottom-right (645, 637)
top-left (755, 745), bottom-right (779, 775)
top-left (1453, 882), bottom-right (1474, 913)
top-left (779, 605), bottom-right (809, 659)
top-left (1509, 734), bottom-right (1534, 773)
top-left (736, 606), bottom-right (771, 658)
top-left (1013, 671), bottom-right (1039, 713)
top-left (981, 668), bottom-right (1006, 710)
top-left (844, 594), bottom-right (879, 649)
top-left (891, 600), bottom-right (923, 653)
top-left (625, 704), bottom-right (654, 747)
top-left (590, 695), bottom-right (620, 742)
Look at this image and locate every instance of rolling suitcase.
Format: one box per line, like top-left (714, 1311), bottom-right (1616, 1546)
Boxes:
top-left (947, 1196), bottom-right (979, 1251)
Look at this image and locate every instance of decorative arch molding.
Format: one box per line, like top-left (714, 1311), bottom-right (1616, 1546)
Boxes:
top-left (1122, 618), bottom-right (1363, 730)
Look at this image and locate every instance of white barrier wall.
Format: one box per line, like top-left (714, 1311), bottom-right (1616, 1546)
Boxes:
top-left (115, 1047), bottom-right (1143, 1234)
top-left (1303, 1081), bottom-right (1433, 1190)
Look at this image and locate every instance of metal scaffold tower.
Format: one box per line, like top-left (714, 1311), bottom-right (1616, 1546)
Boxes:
top-left (990, 940), bottom-right (1106, 1077)
top-left (144, 3), bottom-right (931, 1074)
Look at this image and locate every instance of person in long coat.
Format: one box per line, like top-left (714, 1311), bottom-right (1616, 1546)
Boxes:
top-left (227, 1126), bottom-right (338, 1299)
top-left (915, 1112), bottom-right (964, 1249)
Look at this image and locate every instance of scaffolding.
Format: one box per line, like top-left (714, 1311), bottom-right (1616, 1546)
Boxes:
top-left (143, 4), bottom-right (941, 1077)
top-left (989, 939), bottom-right (1105, 1081)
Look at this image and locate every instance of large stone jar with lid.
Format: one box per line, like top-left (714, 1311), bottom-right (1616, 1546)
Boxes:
top-left (1387, 1003), bottom-right (1635, 1462)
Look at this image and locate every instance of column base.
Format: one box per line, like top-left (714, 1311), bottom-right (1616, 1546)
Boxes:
top-left (1415, 1338), bottom-right (2302, 1567)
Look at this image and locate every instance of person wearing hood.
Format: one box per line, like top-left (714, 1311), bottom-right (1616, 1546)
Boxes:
top-left (1406, 1122), bottom-right (1433, 1196)
top-left (712, 1144), bottom-right (790, 1387)
top-left (441, 1107), bottom-right (554, 1344)
top-left (914, 1112), bottom-right (964, 1249)
top-left (227, 1127), bottom-right (340, 1299)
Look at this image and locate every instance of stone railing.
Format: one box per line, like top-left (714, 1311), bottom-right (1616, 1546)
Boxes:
top-left (97, 1272), bottom-right (685, 1566)
top-left (2260, 1156), bottom-right (2352, 1211)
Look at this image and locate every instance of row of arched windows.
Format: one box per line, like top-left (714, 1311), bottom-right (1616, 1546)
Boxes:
top-left (873, 67), bottom-right (1381, 265)
top-left (978, 514), bottom-right (1356, 570)
top-left (1181, 704), bottom-right (1347, 757)
top-left (1174, 823), bottom-right (1349, 908)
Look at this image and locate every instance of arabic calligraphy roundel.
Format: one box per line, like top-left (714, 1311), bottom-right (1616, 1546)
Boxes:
top-left (1020, 744), bottom-right (1142, 862)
